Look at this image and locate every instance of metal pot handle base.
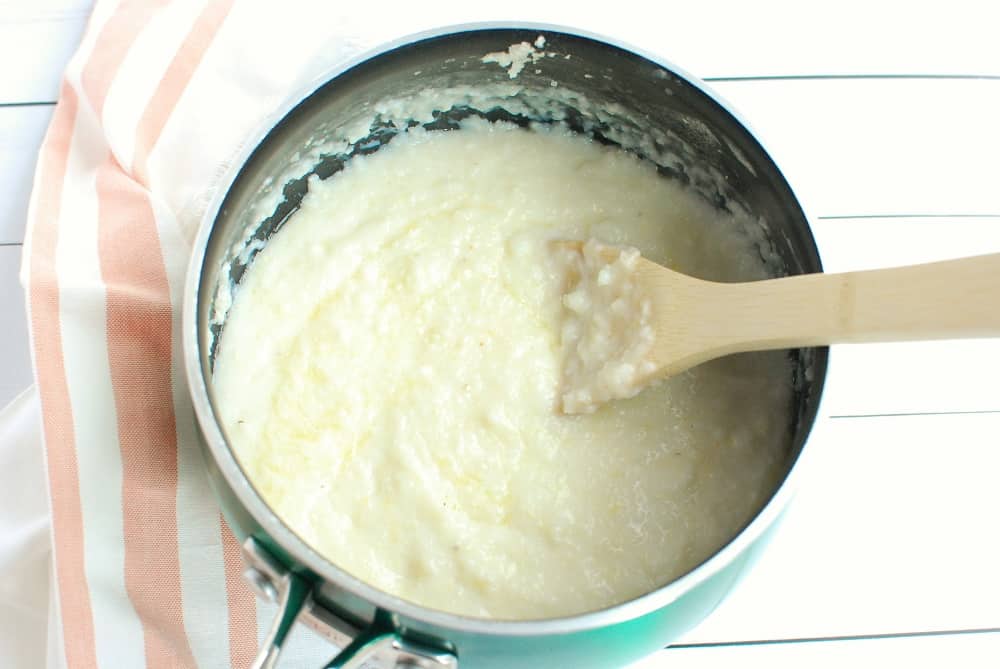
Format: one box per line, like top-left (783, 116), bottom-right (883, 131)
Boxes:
top-left (242, 536), bottom-right (458, 669)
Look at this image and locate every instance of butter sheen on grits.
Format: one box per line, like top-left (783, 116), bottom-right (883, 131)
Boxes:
top-left (213, 121), bottom-right (794, 620)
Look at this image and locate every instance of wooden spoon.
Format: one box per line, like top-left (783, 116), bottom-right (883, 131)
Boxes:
top-left (629, 250), bottom-right (1000, 379)
top-left (555, 240), bottom-right (1000, 408)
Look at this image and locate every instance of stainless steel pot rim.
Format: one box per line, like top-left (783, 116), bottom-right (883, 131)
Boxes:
top-left (183, 20), bottom-right (828, 638)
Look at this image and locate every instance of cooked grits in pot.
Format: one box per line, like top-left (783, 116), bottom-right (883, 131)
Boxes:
top-left (212, 120), bottom-right (793, 620)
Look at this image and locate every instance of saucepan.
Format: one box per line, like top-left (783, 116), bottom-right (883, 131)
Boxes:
top-left (183, 23), bottom-right (828, 669)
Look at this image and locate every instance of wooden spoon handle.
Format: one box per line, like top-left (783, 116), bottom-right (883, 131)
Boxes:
top-left (703, 252), bottom-right (1000, 353)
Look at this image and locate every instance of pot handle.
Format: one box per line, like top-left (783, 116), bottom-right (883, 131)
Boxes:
top-left (242, 537), bottom-right (457, 669)
top-left (323, 617), bottom-right (458, 669)
top-left (249, 566), bottom-right (310, 669)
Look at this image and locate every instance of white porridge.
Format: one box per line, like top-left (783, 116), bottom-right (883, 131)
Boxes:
top-left (213, 121), bottom-right (793, 620)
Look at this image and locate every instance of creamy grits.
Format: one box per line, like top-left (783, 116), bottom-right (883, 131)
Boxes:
top-left (213, 121), bottom-right (793, 620)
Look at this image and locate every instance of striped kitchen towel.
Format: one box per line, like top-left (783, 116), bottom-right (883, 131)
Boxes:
top-left (19, 1), bottom-right (398, 666)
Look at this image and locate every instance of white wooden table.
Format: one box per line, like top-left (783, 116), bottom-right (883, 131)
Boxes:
top-left (2, 1), bottom-right (998, 667)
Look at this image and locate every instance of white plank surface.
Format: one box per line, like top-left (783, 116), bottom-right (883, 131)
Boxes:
top-left (607, 0), bottom-right (1000, 79)
top-left (0, 1), bottom-right (90, 103)
top-left (634, 631), bottom-right (1000, 669)
top-left (681, 413), bottom-right (1000, 644)
top-left (0, 106), bottom-right (54, 245)
top-left (0, 245), bottom-right (32, 409)
top-left (711, 79), bottom-right (1000, 218)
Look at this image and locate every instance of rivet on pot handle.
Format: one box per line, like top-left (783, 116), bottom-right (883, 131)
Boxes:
top-left (242, 537), bottom-right (458, 669)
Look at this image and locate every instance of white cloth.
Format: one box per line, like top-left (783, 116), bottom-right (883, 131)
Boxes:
top-left (0, 387), bottom-right (51, 669)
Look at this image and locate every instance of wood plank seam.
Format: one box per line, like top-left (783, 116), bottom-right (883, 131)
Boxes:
top-left (670, 627), bottom-right (1000, 649)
